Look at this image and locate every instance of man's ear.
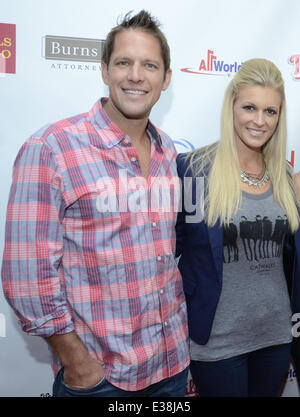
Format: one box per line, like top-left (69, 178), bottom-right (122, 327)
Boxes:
top-left (162, 68), bottom-right (172, 91)
top-left (101, 61), bottom-right (109, 86)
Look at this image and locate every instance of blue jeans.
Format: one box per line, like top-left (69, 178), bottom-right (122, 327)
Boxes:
top-left (190, 343), bottom-right (291, 397)
top-left (53, 367), bottom-right (189, 397)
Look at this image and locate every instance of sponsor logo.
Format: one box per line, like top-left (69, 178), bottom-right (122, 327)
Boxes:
top-left (181, 49), bottom-right (242, 77)
top-left (173, 139), bottom-right (195, 153)
top-left (289, 54), bottom-right (300, 81)
top-left (42, 35), bottom-right (105, 72)
top-left (0, 23), bottom-right (16, 74)
top-left (289, 150), bottom-right (295, 167)
top-left (185, 378), bottom-right (199, 397)
top-left (287, 367), bottom-right (297, 382)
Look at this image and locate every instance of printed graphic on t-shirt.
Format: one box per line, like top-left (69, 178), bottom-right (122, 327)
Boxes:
top-left (223, 215), bottom-right (288, 268)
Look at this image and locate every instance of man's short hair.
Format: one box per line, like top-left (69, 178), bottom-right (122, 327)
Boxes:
top-left (102, 10), bottom-right (170, 74)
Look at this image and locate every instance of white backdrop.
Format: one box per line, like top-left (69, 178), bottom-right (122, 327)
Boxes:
top-left (1, 0), bottom-right (300, 397)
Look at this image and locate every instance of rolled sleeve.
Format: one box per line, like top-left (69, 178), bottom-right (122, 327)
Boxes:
top-left (1, 138), bottom-right (74, 337)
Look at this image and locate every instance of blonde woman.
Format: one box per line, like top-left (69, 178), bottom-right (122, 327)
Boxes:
top-left (176, 58), bottom-right (300, 397)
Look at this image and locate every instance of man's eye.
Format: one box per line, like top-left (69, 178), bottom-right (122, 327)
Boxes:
top-left (145, 63), bottom-right (157, 69)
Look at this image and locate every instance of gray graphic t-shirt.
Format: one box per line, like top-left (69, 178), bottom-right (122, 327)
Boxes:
top-left (190, 186), bottom-right (292, 361)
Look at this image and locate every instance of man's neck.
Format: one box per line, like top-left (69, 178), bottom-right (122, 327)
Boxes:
top-left (119, 118), bottom-right (149, 145)
top-left (103, 99), bottom-right (149, 145)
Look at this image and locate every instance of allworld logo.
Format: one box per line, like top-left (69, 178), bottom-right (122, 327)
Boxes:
top-left (181, 49), bottom-right (242, 77)
top-left (289, 55), bottom-right (300, 81)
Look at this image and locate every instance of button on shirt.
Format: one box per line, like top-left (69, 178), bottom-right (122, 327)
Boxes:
top-left (1, 98), bottom-right (189, 391)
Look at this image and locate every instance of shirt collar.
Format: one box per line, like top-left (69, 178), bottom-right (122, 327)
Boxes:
top-left (89, 98), bottom-right (162, 149)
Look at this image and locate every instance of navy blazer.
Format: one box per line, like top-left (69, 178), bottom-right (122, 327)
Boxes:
top-left (176, 152), bottom-right (300, 346)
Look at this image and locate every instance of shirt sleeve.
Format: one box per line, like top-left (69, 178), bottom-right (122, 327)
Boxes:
top-left (1, 137), bottom-right (74, 337)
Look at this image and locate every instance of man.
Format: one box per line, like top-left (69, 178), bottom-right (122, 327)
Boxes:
top-left (1, 10), bottom-right (189, 397)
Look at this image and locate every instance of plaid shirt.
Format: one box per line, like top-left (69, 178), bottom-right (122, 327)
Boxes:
top-left (1, 98), bottom-right (189, 391)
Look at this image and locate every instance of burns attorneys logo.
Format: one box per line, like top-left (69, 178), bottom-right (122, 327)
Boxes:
top-left (0, 23), bottom-right (16, 74)
top-left (43, 35), bottom-right (105, 63)
top-left (181, 49), bottom-right (242, 77)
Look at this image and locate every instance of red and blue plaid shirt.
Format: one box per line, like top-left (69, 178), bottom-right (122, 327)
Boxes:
top-left (1, 98), bottom-right (189, 391)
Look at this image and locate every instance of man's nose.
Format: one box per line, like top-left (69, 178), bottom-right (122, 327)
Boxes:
top-left (127, 63), bottom-right (144, 83)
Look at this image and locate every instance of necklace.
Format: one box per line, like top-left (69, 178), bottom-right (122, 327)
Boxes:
top-left (240, 163), bottom-right (269, 188)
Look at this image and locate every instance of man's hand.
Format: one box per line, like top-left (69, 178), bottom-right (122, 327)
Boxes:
top-left (63, 355), bottom-right (105, 389)
top-left (46, 331), bottom-right (105, 389)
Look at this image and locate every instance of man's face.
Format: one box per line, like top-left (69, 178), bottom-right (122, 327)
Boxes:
top-left (101, 29), bottom-right (171, 123)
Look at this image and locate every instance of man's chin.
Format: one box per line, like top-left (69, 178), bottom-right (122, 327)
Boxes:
top-left (122, 110), bottom-right (150, 121)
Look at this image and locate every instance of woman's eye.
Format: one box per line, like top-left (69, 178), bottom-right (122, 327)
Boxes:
top-left (266, 108), bottom-right (277, 115)
top-left (243, 105), bottom-right (254, 111)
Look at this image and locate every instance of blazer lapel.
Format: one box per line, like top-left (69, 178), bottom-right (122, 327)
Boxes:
top-left (203, 174), bottom-right (223, 281)
top-left (207, 221), bottom-right (223, 281)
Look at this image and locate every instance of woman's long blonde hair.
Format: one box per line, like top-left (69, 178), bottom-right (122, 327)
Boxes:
top-left (188, 58), bottom-right (299, 232)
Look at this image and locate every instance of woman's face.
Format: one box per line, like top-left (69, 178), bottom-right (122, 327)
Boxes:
top-left (233, 85), bottom-right (282, 153)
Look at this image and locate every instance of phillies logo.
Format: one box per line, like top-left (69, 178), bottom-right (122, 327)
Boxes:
top-left (289, 55), bottom-right (300, 81)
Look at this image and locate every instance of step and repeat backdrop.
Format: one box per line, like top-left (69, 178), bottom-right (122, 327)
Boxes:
top-left (1, 0), bottom-right (300, 397)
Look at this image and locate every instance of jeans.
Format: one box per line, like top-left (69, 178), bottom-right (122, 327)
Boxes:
top-left (53, 367), bottom-right (189, 397)
top-left (190, 343), bottom-right (291, 397)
